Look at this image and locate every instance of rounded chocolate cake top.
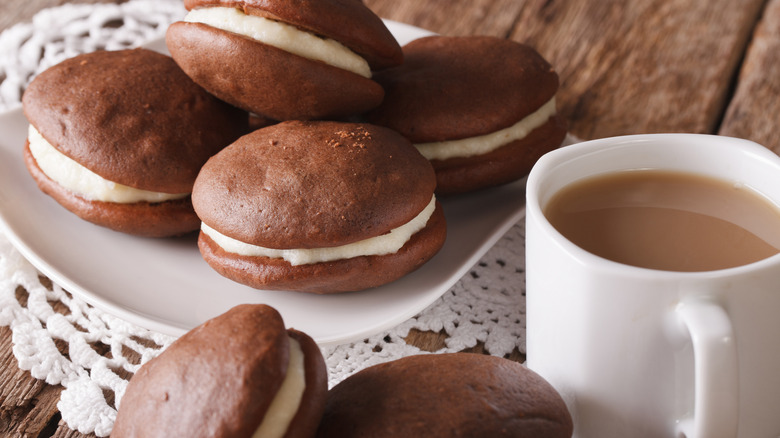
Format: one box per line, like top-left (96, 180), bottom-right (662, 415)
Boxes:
top-left (367, 35), bottom-right (560, 143)
top-left (192, 120), bottom-right (436, 249)
top-left (317, 353), bottom-right (574, 438)
top-left (183, 0), bottom-right (403, 69)
top-left (22, 48), bottom-right (247, 193)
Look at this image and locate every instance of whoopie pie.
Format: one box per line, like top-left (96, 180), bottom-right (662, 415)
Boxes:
top-left (367, 35), bottom-right (567, 195)
top-left (317, 353), bottom-right (573, 438)
top-left (113, 304), bottom-right (327, 438)
top-left (192, 120), bottom-right (447, 294)
top-left (22, 48), bottom-right (247, 237)
top-left (166, 0), bottom-right (403, 121)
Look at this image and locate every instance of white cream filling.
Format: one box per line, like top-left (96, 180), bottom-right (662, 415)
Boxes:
top-left (415, 97), bottom-right (557, 161)
top-left (184, 7), bottom-right (371, 78)
top-left (202, 195), bottom-right (437, 266)
top-left (27, 125), bottom-right (189, 203)
top-left (252, 337), bottom-right (306, 438)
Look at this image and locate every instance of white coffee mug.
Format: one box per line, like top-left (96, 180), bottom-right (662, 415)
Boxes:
top-left (525, 134), bottom-right (780, 438)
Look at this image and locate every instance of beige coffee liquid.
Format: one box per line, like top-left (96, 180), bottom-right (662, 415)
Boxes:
top-left (544, 170), bottom-right (780, 271)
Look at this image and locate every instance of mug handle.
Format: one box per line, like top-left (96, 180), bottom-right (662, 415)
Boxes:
top-left (675, 299), bottom-right (739, 438)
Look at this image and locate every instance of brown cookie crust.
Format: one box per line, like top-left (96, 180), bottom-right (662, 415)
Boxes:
top-left (316, 353), bottom-right (574, 438)
top-left (112, 304), bottom-right (290, 438)
top-left (367, 35), bottom-right (560, 142)
top-left (192, 121), bottom-right (436, 249)
top-left (433, 116), bottom-right (567, 195)
top-left (284, 329), bottom-right (329, 438)
top-left (24, 142), bottom-right (200, 237)
top-left (183, 0), bottom-right (402, 69)
top-left (22, 48), bottom-right (247, 194)
top-left (197, 202), bottom-right (447, 293)
top-left (166, 22), bottom-right (385, 121)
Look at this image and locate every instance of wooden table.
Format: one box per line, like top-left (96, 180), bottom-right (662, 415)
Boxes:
top-left (2, 0), bottom-right (779, 436)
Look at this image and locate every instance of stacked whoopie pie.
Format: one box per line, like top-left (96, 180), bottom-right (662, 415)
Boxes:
top-left (22, 0), bottom-right (565, 293)
top-left (160, 0), bottom-right (446, 293)
top-left (163, 1), bottom-right (566, 292)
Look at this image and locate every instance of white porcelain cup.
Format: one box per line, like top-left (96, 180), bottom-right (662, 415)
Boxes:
top-left (525, 134), bottom-right (780, 438)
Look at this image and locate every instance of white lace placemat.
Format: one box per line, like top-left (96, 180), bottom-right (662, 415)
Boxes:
top-left (0, 1), bottom-right (528, 436)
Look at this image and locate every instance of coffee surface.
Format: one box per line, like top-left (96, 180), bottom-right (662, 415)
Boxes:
top-left (545, 170), bottom-right (780, 271)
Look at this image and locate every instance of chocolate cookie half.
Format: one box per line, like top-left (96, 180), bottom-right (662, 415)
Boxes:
top-left (367, 35), bottom-right (567, 195)
top-left (22, 48), bottom-right (247, 237)
top-left (192, 121), bottom-right (446, 293)
top-left (317, 353), bottom-right (573, 438)
top-left (166, 0), bottom-right (402, 121)
top-left (113, 304), bottom-right (327, 438)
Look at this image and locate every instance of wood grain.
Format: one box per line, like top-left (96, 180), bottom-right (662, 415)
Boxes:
top-left (0, 282), bottom-right (102, 438)
top-left (365, 0), bottom-right (525, 37)
top-left (367, 0), bottom-right (767, 140)
top-left (720, 0), bottom-right (780, 153)
top-left (534, 0), bottom-right (766, 139)
top-left (0, 325), bottom-right (65, 438)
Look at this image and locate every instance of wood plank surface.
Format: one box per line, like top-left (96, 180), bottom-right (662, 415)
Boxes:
top-left (0, 324), bottom-right (68, 438)
top-left (1, 0), bottom-right (779, 437)
top-left (0, 285), bottom-right (100, 438)
top-left (365, 0), bottom-right (525, 38)
top-left (512, 0), bottom-right (767, 139)
top-left (720, 0), bottom-right (780, 152)
top-left (366, 0), bottom-right (768, 140)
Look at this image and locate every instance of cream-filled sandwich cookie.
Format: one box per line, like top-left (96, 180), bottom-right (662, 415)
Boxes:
top-left (166, 0), bottom-right (403, 121)
top-left (112, 304), bottom-right (327, 438)
top-left (22, 48), bottom-right (247, 237)
top-left (192, 121), bottom-right (447, 294)
top-left (367, 35), bottom-right (567, 195)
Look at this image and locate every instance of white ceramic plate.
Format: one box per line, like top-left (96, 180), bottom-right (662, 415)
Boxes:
top-left (0, 21), bottom-right (527, 346)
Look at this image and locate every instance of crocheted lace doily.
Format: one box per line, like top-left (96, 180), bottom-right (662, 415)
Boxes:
top-left (0, 1), bottom-right (527, 436)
